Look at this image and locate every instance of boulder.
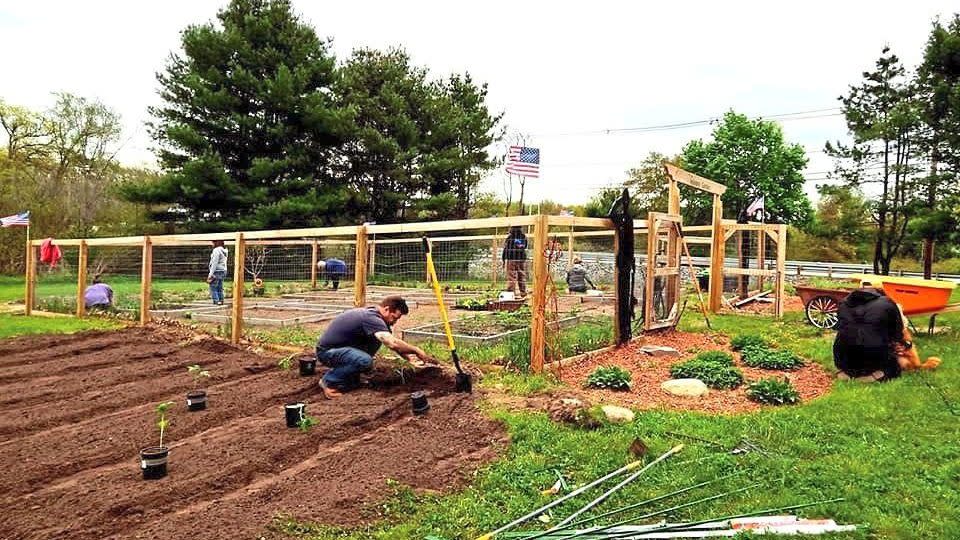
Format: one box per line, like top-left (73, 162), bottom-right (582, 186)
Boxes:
top-left (640, 345), bottom-right (681, 358)
top-left (661, 378), bottom-right (709, 397)
top-left (600, 405), bottom-right (635, 424)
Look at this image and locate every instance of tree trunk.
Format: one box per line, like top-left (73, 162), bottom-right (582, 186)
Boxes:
top-left (923, 153), bottom-right (938, 279)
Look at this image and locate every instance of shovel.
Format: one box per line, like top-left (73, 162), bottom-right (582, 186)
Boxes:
top-left (422, 235), bottom-right (472, 393)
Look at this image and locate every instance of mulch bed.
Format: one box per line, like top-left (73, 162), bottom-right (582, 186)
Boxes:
top-left (0, 325), bottom-right (505, 539)
top-left (554, 329), bottom-right (833, 414)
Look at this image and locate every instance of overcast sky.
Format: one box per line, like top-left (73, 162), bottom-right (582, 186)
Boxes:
top-left (1, 1), bottom-right (956, 206)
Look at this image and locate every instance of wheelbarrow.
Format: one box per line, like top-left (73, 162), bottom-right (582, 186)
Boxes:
top-left (797, 275), bottom-right (959, 330)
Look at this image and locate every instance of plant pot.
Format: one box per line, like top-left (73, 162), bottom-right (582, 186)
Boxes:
top-left (186, 390), bottom-right (207, 411)
top-left (285, 402), bottom-right (305, 428)
top-left (697, 275), bottom-right (710, 292)
top-left (298, 357), bottom-right (317, 376)
top-left (410, 391), bottom-right (430, 415)
top-left (139, 446), bottom-right (169, 480)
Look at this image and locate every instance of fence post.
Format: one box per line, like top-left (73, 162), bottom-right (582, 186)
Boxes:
top-left (708, 194), bottom-right (724, 313)
top-left (491, 234), bottom-right (499, 286)
top-left (369, 239), bottom-right (376, 276)
top-left (796, 264), bottom-right (802, 277)
top-left (231, 232), bottom-right (245, 344)
top-left (354, 225), bottom-right (368, 307)
top-left (567, 226), bottom-right (575, 271)
top-left (775, 225), bottom-right (787, 319)
top-left (529, 214), bottom-right (549, 373)
top-left (310, 239), bottom-right (318, 289)
top-left (827, 265), bottom-right (833, 279)
top-left (76, 240), bottom-right (88, 318)
top-left (24, 241), bottom-right (36, 316)
top-left (140, 236), bottom-right (153, 325)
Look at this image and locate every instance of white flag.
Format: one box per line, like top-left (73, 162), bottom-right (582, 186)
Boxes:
top-left (745, 197), bottom-right (765, 222)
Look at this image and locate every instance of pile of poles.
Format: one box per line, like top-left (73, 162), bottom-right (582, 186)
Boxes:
top-left (475, 445), bottom-right (854, 540)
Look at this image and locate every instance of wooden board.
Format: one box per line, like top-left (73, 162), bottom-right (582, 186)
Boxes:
top-left (664, 163), bottom-right (727, 195)
top-left (353, 226), bottom-right (368, 307)
top-left (76, 241), bottom-right (88, 318)
top-left (231, 233), bottom-right (246, 344)
top-left (529, 214), bottom-right (549, 373)
top-left (140, 236), bottom-right (153, 325)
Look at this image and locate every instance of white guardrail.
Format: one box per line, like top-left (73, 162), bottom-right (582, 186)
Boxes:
top-left (576, 252), bottom-right (960, 284)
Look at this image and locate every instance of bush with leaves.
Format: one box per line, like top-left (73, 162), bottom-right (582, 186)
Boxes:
top-left (585, 366), bottom-right (632, 391)
top-left (670, 358), bottom-right (743, 390)
top-left (693, 350), bottom-right (735, 366)
top-left (746, 377), bottom-right (800, 405)
top-left (741, 347), bottom-right (805, 370)
top-left (731, 334), bottom-right (768, 351)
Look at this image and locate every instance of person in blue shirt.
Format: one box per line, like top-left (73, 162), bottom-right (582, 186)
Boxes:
top-left (320, 257), bottom-right (347, 290)
top-left (83, 276), bottom-right (113, 310)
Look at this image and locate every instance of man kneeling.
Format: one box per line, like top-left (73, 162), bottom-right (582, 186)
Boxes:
top-left (833, 284), bottom-right (906, 382)
top-left (316, 296), bottom-right (435, 398)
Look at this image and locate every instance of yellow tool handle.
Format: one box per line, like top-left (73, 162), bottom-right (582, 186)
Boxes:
top-left (424, 240), bottom-right (456, 351)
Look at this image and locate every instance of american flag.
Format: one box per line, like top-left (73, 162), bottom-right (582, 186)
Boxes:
top-left (0, 211), bottom-right (30, 227)
top-left (506, 146), bottom-right (540, 178)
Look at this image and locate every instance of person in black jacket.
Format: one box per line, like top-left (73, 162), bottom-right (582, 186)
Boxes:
top-left (833, 284), bottom-right (906, 381)
top-left (502, 226), bottom-right (528, 297)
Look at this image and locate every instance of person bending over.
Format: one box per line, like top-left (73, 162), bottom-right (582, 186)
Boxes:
top-left (84, 276), bottom-right (114, 310)
top-left (321, 257), bottom-right (347, 290)
top-left (566, 256), bottom-right (595, 293)
top-left (315, 296), bottom-right (435, 398)
top-left (833, 284), bottom-right (906, 382)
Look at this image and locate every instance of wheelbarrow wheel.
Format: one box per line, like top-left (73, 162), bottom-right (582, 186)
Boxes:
top-left (805, 295), bottom-right (840, 329)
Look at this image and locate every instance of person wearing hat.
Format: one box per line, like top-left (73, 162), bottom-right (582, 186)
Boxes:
top-left (319, 257), bottom-right (347, 290)
top-left (566, 256), bottom-right (595, 293)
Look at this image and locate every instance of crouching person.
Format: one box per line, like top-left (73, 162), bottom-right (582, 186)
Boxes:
top-left (315, 296), bottom-right (435, 398)
top-left (833, 284), bottom-right (905, 382)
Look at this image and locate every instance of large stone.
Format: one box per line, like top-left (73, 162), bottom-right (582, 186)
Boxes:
top-left (640, 345), bottom-right (681, 358)
top-left (600, 405), bottom-right (635, 424)
top-left (661, 378), bottom-right (709, 397)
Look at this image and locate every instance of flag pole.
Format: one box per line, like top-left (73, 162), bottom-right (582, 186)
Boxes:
top-left (24, 218), bottom-right (31, 316)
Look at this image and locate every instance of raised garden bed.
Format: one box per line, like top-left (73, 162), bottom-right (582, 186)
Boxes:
top-left (402, 314), bottom-right (582, 346)
top-left (193, 305), bottom-right (342, 327)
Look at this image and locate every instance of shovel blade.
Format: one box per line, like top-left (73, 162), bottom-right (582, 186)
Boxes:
top-left (455, 372), bottom-right (473, 393)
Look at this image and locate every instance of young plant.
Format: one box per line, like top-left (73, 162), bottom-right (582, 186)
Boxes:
top-left (741, 347), bottom-right (805, 370)
top-left (585, 365), bottom-right (632, 391)
top-left (693, 350), bottom-right (735, 366)
top-left (277, 353), bottom-right (296, 371)
top-left (746, 377), bottom-right (801, 405)
top-left (187, 364), bottom-right (210, 389)
top-left (297, 408), bottom-right (317, 432)
top-left (155, 401), bottom-right (174, 448)
top-left (670, 358), bottom-right (744, 390)
top-left (731, 334), bottom-right (768, 351)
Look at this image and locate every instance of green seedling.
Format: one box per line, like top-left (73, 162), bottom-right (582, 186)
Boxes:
top-left (155, 401), bottom-right (174, 447)
top-left (187, 364), bottom-right (210, 388)
top-left (297, 408), bottom-right (317, 432)
top-left (277, 353), bottom-right (296, 371)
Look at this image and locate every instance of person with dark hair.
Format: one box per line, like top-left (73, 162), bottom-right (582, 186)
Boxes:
top-left (833, 283), bottom-right (906, 382)
top-left (315, 295), bottom-right (435, 398)
top-left (566, 256), bottom-right (595, 293)
top-left (502, 225), bottom-right (528, 297)
top-left (207, 239), bottom-right (228, 305)
top-left (83, 275), bottom-right (113, 310)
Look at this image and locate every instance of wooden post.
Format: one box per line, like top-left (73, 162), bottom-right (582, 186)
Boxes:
top-left (612, 225), bottom-right (622, 343)
top-left (736, 230), bottom-right (747, 298)
top-left (775, 225), bottom-right (787, 319)
top-left (231, 232), bottom-right (245, 344)
top-left (139, 236), bottom-right (153, 325)
top-left (644, 213), bottom-right (657, 330)
top-left (310, 239), bottom-right (318, 289)
top-left (369, 239), bottom-right (376, 276)
top-left (529, 215), bottom-right (549, 373)
top-left (709, 194), bottom-right (724, 313)
top-left (567, 227), bottom-right (575, 271)
top-left (354, 225), bottom-right (368, 307)
top-left (24, 243), bottom-right (36, 316)
top-left (757, 229), bottom-right (766, 290)
top-left (76, 241), bottom-right (88, 318)
top-left (491, 235), bottom-right (498, 286)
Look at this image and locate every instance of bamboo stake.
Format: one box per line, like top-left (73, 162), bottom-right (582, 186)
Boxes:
top-left (473, 459), bottom-right (646, 540)
top-left (76, 240), bottom-right (88, 318)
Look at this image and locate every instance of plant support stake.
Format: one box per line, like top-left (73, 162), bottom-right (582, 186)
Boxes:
top-left (552, 445), bottom-right (683, 531)
top-left (474, 459), bottom-right (647, 540)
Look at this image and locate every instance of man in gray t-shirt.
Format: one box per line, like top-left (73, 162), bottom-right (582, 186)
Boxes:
top-left (316, 295), bottom-right (435, 398)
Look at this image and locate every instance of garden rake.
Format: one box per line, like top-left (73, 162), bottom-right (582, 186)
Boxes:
top-left (422, 235), bottom-right (473, 393)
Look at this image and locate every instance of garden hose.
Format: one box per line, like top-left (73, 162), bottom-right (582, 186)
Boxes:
top-left (422, 235), bottom-right (472, 393)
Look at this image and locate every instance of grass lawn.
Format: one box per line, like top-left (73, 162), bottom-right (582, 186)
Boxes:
top-left (0, 313), bottom-right (122, 339)
top-left (2, 274), bottom-right (959, 539)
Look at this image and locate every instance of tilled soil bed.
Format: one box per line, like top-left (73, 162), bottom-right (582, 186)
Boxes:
top-left (556, 329), bottom-right (833, 414)
top-left (0, 326), bottom-right (505, 539)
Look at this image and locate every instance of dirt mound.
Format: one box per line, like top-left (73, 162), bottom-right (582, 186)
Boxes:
top-left (553, 329), bottom-right (833, 414)
top-left (0, 328), bottom-right (505, 539)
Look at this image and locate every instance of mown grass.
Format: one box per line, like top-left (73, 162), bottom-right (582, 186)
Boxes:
top-left (3, 275), bottom-right (960, 539)
top-left (0, 313), bottom-right (121, 339)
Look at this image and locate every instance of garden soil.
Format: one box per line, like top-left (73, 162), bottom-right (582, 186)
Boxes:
top-left (0, 326), bottom-right (506, 539)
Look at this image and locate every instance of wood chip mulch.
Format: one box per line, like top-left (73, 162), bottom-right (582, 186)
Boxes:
top-left (552, 329), bottom-right (834, 415)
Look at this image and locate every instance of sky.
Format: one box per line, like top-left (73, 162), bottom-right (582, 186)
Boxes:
top-left (1, 1), bottom-right (957, 206)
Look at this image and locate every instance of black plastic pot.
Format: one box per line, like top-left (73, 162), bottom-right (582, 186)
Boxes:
top-left (285, 402), bottom-right (305, 428)
top-left (186, 390), bottom-right (207, 411)
top-left (411, 391), bottom-right (430, 415)
top-left (140, 446), bottom-right (169, 480)
top-left (697, 275), bottom-right (709, 292)
top-left (298, 357), bottom-right (317, 376)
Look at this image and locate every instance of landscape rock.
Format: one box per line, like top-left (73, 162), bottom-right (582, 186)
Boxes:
top-left (547, 398), bottom-right (604, 430)
top-left (600, 405), bottom-right (635, 424)
top-left (661, 378), bottom-right (709, 397)
top-left (640, 345), bottom-right (681, 358)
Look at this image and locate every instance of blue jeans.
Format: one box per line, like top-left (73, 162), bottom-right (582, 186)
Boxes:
top-left (317, 346), bottom-right (373, 389)
top-left (209, 270), bottom-right (226, 304)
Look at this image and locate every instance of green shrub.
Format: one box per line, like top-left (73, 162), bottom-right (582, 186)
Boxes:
top-left (670, 359), bottom-right (743, 390)
top-left (746, 377), bottom-right (800, 405)
top-left (504, 330), bottom-right (531, 373)
top-left (585, 366), bottom-right (632, 391)
top-left (730, 334), bottom-right (767, 351)
top-left (740, 345), bottom-right (804, 370)
top-left (693, 350), bottom-right (734, 366)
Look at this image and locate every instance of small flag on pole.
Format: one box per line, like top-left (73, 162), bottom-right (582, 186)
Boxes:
top-left (745, 197), bottom-right (764, 222)
top-left (506, 146), bottom-right (540, 178)
top-left (0, 211), bottom-right (30, 227)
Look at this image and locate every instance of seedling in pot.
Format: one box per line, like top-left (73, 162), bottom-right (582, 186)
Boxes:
top-left (186, 364), bottom-right (210, 411)
top-left (140, 401), bottom-right (174, 480)
top-left (298, 411), bottom-right (317, 432)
